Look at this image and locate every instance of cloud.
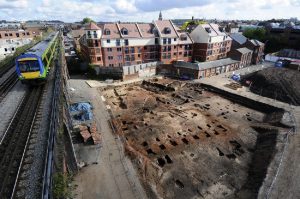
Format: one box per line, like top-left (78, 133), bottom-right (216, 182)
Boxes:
top-left (134, 0), bottom-right (211, 11)
top-left (0, 0), bottom-right (28, 9)
top-left (0, 0), bottom-right (299, 22)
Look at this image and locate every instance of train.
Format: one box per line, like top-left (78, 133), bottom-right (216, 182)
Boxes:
top-left (15, 32), bottom-right (59, 85)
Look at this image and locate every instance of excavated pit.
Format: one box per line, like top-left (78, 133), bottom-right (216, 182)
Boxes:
top-left (101, 78), bottom-right (289, 199)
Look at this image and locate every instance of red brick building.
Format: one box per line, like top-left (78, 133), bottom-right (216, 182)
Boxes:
top-left (189, 23), bottom-right (232, 62)
top-left (79, 20), bottom-right (193, 67)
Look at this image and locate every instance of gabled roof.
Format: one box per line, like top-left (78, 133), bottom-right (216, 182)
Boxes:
top-left (178, 32), bottom-right (193, 44)
top-left (85, 22), bottom-right (101, 30)
top-left (154, 19), bottom-right (178, 38)
top-left (250, 39), bottom-right (264, 46)
top-left (230, 33), bottom-right (247, 45)
top-left (118, 23), bottom-right (141, 38)
top-left (236, 47), bottom-right (252, 54)
top-left (137, 23), bottom-right (158, 38)
top-left (200, 23), bottom-right (227, 37)
top-left (101, 23), bottom-right (121, 39)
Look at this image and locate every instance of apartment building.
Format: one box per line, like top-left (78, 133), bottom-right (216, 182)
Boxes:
top-left (79, 20), bottom-right (193, 67)
top-left (154, 20), bottom-right (193, 64)
top-left (190, 23), bottom-right (232, 62)
top-left (229, 33), bottom-right (264, 64)
top-left (0, 29), bottom-right (42, 60)
top-left (229, 47), bottom-right (253, 68)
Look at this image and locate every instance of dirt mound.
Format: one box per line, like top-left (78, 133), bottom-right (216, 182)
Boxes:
top-left (242, 68), bottom-right (300, 106)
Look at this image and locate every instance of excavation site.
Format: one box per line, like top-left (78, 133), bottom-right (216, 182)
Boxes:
top-left (101, 78), bottom-right (290, 199)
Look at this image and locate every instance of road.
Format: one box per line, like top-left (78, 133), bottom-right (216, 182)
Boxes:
top-left (68, 78), bottom-right (147, 199)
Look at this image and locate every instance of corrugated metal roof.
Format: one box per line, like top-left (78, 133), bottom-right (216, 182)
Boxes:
top-left (230, 33), bottom-right (247, 45)
top-left (174, 58), bottom-right (239, 70)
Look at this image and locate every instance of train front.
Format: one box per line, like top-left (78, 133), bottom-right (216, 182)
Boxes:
top-left (15, 54), bottom-right (45, 85)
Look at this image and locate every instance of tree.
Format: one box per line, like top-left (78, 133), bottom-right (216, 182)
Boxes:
top-left (81, 17), bottom-right (95, 24)
top-left (243, 27), bottom-right (266, 41)
top-left (181, 20), bottom-right (206, 30)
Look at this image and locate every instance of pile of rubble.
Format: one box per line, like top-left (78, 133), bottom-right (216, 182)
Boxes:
top-left (242, 67), bottom-right (300, 105)
top-left (73, 123), bottom-right (101, 145)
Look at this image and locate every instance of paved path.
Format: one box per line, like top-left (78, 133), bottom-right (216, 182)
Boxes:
top-left (68, 79), bottom-right (147, 199)
top-left (193, 64), bottom-right (300, 199)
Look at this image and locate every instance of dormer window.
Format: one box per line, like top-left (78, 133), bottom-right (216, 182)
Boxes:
top-left (164, 27), bottom-right (171, 34)
top-left (104, 29), bottom-right (110, 35)
top-left (180, 34), bottom-right (187, 41)
top-left (205, 28), bottom-right (211, 33)
top-left (219, 27), bottom-right (224, 32)
top-left (121, 28), bottom-right (128, 35)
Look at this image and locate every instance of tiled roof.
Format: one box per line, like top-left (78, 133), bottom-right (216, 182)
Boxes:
top-left (178, 32), bottom-right (193, 44)
top-left (137, 23), bottom-right (157, 38)
top-left (154, 20), bottom-right (178, 38)
top-left (118, 23), bottom-right (141, 38)
top-left (101, 23), bottom-right (121, 39)
top-left (236, 47), bottom-right (252, 54)
top-left (200, 23), bottom-right (227, 37)
top-left (71, 29), bottom-right (85, 38)
top-left (230, 33), bottom-right (247, 45)
top-left (85, 22), bottom-right (101, 30)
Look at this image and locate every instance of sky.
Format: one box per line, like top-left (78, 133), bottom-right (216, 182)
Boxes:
top-left (0, 0), bottom-right (299, 22)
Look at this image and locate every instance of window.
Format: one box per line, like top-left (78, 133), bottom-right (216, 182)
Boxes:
top-left (107, 39), bottom-right (110, 43)
top-left (0, 34), bottom-right (1, 38)
top-left (184, 52), bottom-right (188, 57)
top-left (16, 33), bottom-right (19, 37)
top-left (116, 39), bottom-right (120, 46)
top-left (118, 55), bottom-right (122, 60)
top-left (163, 38), bottom-right (167, 44)
top-left (9, 33), bottom-right (13, 36)
top-left (164, 27), bottom-right (171, 34)
top-left (173, 52), bottom-right (177, 56)
top-left (95, 40), bottom-right (99, 47)
top-left (117, 47), bottom-right (122, 52)
top-left (125, 55), bottom-right (130, 61)
top-left (167, 53), bottom-right (171, 59)
top-left (12, 47), bottom-right (15, 51)
top-left (124, 39), bottom-right (129, 46)
top-left (144, 46), bottom-right (148, 50)
top-left (96, 48), bottom-right (101, 53)
top-left (168, 38), bottom-right (171, 44)
top-left (5, 33), bottom-right (8, 37)
top-left (155, 38), bottom-right (159, 45)
top-left (97, 57), bottom-right (101, 61)
top-left (18, 60), bottom-right (40, 72)
top-left (138, 54), bottom-right (141, 58)
top-left (121, 28), bottom-right (128, 35)
top-left (108, 56), bottom-right (113, 60)
top-left (130, 47), bottom-right (135, 53)
top-left (131, 55), bottom-right (135, 61)
top-left (174, 38), bottom-right (177, 41)
top-left (107, 48), bottom-right (112, 52)
top-left (104, 29), bottom-right (111, 35)
top-left (167, 46), bottom-right (171, 51)
top-left (4, 48), bottom-right (7, 52)
top-left (125, 47), bottom-right (129, 54)
top-left (209, 37), bottom-right (211, 42)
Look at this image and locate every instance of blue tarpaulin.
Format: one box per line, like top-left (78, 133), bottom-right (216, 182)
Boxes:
top-left (70, 102), bottom-right (93, 121)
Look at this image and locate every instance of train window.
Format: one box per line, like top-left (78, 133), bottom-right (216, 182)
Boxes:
top-left (18, 60), bottom-right (40, 72)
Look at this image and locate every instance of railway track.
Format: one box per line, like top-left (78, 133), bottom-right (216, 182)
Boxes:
top-left (0, 72), bottom-right (18, 102)
top-left (0, 86), bottom-right (43, 199)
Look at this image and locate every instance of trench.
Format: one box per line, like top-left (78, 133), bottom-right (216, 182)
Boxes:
top-left (238, 127), bottom-right (278, 198)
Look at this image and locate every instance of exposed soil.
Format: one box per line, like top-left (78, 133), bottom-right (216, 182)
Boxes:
top-left (101, 78), bottom-right (288, 199)
top-left (241, 68), bottom-right (300, 106)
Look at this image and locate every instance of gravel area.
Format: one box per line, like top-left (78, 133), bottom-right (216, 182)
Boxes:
top-left (0, 81), bottom-right (28, 138)
top-left (68, 77), bottom-right (147, 199)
